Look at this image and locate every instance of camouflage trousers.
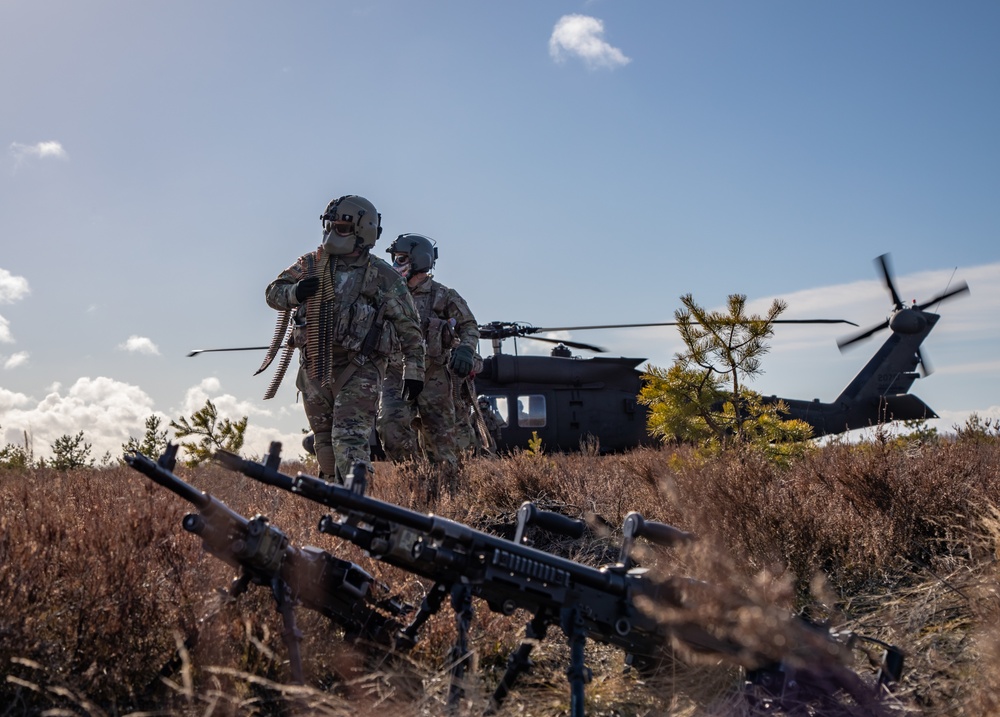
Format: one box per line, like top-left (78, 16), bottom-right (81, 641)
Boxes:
top-left (377, 360), bottom-right (459, 465)
top-left (296, 359), bottom-right (382, 483)
top-left (455, 402), bottom-right (477, 455)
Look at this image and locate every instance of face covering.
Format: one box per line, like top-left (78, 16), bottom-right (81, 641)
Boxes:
top-left (392, 253), bottom-right (411, 278)
top-left (322, 220), bottom-right (358, 255)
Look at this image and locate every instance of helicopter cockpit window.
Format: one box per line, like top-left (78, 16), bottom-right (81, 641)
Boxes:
top-left (516, 395), bottom-right (546, 428)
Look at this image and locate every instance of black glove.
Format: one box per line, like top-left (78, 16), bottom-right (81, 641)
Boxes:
top-left (401, 378), bottom-right (424, 404)
top-left (294, 276), bottom-right (320, 302)
top-left (449, 344), bottom-right (475, 376)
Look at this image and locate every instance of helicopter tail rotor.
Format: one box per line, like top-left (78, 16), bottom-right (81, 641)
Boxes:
top-left (837, 253), bottom-right (970, 355)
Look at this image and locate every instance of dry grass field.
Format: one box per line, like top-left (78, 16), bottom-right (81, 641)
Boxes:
top-left (2, 432), bottom-right (999, 716)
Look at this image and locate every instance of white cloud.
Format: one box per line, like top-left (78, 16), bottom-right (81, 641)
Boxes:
top-left (0, 386), bottom-right (32, 413)
top-left (0, 268), bottom-right (30, 303)
top-left (0, 377), bottom-right (157, 460)
top-left (3, 352), bottom-right (29, 370)
top-left (118, 335), bottom-right (161, 355)
top-left (549, 15), bottom-right (631, 69)
top-left (0, 374), bottom-right (304, 462)
top-left (9, 140), bottom-right (69, 167)
top-left (0, 269), bottom-right (30, 344)
top-left (178, 377), bottom-right (270, 420)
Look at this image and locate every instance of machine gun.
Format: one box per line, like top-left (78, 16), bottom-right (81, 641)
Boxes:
top-left (124, 444), bottom-right (409, 684)
top-left (216, 450), bottom-right (765, 715)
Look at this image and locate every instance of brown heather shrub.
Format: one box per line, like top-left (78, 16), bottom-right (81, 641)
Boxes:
top-left (1, 436), bottom-right (999, 715)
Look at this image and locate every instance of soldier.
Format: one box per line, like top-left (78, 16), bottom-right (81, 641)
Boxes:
top-left (377, 233), bottom-right (479, 466)
top-left (454, 368), bottom-right (486, 456)
top-left (266, 195), bottom-right (424, 483)
top-left (478, 395), bottom-right (507, 447)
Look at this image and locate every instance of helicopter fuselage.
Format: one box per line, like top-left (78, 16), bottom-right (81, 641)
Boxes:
top-left (474, 352), bottom-right (655, 453)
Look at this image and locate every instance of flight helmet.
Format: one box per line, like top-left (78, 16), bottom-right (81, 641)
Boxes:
top-left (387, 233), bottom-right (438, 277)
top-left (320, 195), bottom-right (381, 255)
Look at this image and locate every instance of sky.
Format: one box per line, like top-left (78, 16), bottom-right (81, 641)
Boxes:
top-left (1, 0), bottom-right (999, 462)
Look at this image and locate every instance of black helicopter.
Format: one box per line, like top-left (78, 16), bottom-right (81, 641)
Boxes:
top-left (473, 253), bottom-right (969, 451)
top-left (188, 254), bottom-right (968, 453)
top-left (473, 325), bottom-right (654, 454)
top-left (760, 253), bottom-right (969, 436)
top-left (473, 317), bottom-right (854, 454)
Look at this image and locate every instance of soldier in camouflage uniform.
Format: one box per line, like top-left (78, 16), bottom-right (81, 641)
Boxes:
top-left (454, 360), bottom-right (486, 455)
top-left (377, 233), bottom-right (479, 465)
top-left (266, 195), bottom-right (424, 483)
top-left (478, 395), bottom-right (507, 447)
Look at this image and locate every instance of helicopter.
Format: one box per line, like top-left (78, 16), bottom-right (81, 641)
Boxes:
top-left (188, 254), bottom-right (968, 454)
top-left (472, 317), bottom-right (856, 454)
top-left (473, 324), bottom-right (654, 454)
top-left (759, 253), bottom-right (969, 436)
top-left (471, 253), bottom-right (970, 451)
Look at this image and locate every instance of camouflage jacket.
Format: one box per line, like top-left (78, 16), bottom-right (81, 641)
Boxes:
top-left (407, 275), bottom-right (479, 365)
top-left (266, 248), bottom-right (425, 381)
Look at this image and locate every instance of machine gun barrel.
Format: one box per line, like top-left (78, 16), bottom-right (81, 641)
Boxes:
top-left (125, 446), bottom-right (226, 518)
top-left (296, 473), bottom-right (437, 534)
top-left (291, 472), bottom-right (630, 597)
top-left (215, 446), bottom-right (296, 492)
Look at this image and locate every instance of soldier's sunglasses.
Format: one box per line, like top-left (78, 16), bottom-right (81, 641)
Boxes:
top-left (323, 219), bottom-right (355, 236)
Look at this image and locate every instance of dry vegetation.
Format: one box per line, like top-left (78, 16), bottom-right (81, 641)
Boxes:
top-left (2, 433), bottom-right (1000, 716)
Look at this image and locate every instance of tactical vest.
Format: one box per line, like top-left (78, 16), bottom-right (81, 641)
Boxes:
top-left (294, 252), bottom-right (399, 373)
top-left (413, 281), bottom-right (456, 361)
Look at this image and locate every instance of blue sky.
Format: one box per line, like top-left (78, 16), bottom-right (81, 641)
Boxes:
top-left (2, 1), bottom-right (998, 460)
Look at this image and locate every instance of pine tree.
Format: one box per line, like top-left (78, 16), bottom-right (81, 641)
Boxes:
top-left (639, 293), bottom-right (813, 458)
top-left (0, 427), bottom-right (33, 469)
top-left (170, 400), bottom-right (248, 465)
top-left (49, 431), bottom-right (94, 470)
top-left (122, 415), bottom-right (171, 460)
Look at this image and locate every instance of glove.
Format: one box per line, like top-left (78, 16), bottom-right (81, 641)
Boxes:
top-left (401, 378), bottom-right (424, 404)
top-left (449, 344), bottom-right (475, 376)
top-left (294, 276), bottom-right (320, 302)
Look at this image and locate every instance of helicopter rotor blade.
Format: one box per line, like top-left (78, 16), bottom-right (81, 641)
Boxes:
top-left (524, 318), bottom-right (858, 332)
top-left (837, 319), bottom-right (891, 351)
top-left (522, 335), bottom-right (607, 353)
top-left (187, 346), bottom-right (271, 357)
top-left (914, 281), bottom-right (970, 311)
top-left (917, 347), bottom-right (934, 378)
top-left (876, 253), bottom-right (905, 311)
